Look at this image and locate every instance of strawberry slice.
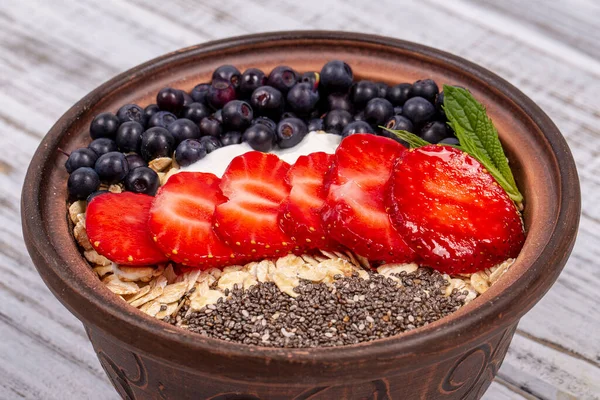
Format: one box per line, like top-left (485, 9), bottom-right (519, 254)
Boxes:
top-left (148, 172), bottom-right (239, 268)
top-left (279, 152), bottom-right (337, 250)
top-left (215, 151), bottom-right (296, 257)
top-left (86, 192), bottom-right (168, 266)
top-left (387, 145), bottom-right (525, 273)
top-left (321, 134), bottom-right (415, 262)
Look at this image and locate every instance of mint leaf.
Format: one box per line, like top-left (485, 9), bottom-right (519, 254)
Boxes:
top-left (443, 85), bottom-right (523, 203)
top-left (380, 127), bottom-right (431, 148)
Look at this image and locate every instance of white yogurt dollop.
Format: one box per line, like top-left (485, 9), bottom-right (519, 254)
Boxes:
top-left (182, 131), bottom-right (341, 177)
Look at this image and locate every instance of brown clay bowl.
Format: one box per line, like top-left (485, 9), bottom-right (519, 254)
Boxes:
top-left (21, 31), bottom-right (580, 399)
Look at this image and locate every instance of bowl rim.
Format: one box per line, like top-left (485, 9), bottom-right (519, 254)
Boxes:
top-left (22, 30), bottom-right (580, 376)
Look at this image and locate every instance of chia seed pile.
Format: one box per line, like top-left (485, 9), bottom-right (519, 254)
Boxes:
top-left (165, 268), bottom-right (468, 348)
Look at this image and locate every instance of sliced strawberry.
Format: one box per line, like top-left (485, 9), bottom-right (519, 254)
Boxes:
top-left (148, 172), bottom-right (239, 268)
top-left (279, 152), bottom-right (337, 250)
top-left (215, 151), bottom-right (296, 257)
top-left (86, 192), bottom-right (168, 266)
top-left (387, 145), bottom-right (525, 273)
top-left (321, 134), bottom-right (415, 262)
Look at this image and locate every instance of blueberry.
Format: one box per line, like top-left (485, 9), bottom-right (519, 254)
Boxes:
top-left (251, 116), bottom-right (277, 132)
top-left (89, 138), bottom-right (118, 156)
top-left (435, 91), bottom-right (445, 118)
top-left (222, 100), bottom-right (253, 131)
top-left (144, 104), bottom-right (160, 121)
top-left (220, 131), bottom-right (242, 146)
top-left (167, 118), bottom-right (201, 145)
top-left (212, 65), bottom-right (241, 90)
top-left (267, 65), bottom-right (298, 95)
top-left (174, 139), bottom-right (207, 167)
top-left (402, 97), bottom-right (437, 126)
top-left (420, 121), bottom-right (451, 143)
top-left (181, 91), bottom-right (194, 108)
top-left (240, 68), bottom-right (267, 97)
top-left (341, 121), bottom-right (375, 137)
top-left (438, 137), bottom-right (460, 146)
top-left (90, 112), bottom-right (120, 139)
top-left (200, 136), bottom-right (222, 154)
top-left (147, 111), bottom-right (177, 129)
top-left (125, 154), bottom-right (146, 170)
top-left (190, 83), bottom-right (210, 104)
top-left (409, 79), bottom-right (439, 103)
top-left (324, 109), bottom-right (353, 135)
top-left (117, 104), bottom-right (146, 126)
top-left (364, 98), bottom-right (394, 126)
top-left (320, 60), bottom-right (353, 93)
top-left (208, 81), bottom-right (237, 110)
top-left (376, 82), bottom-right (389, 99)
top-left (280, 111), bottom-right (298, 120)
top-left (94, 151), bottom-right (129, 184)
top-left (65, 148), bottom-right (98, 173)
top-left (140, 127), bottom-right (175, 161)
top-left (243, 124), bottom-right (275, 152)
top-left (157, 87), bottom-right (185, 114)
top-left (387, 83), bottom-right (412, 106)
top-left (307, 118), bottom-right (324, 132)
top-left (213, 109), bottom-right (223, 124)
top-left (86, 190), bottom-right (109, 203)
top-left (124, 167), bottom-right (160, 196)
top-left (394, 106), bottom-right (403, 115)
top-left (250, 86), bottom-right (284, 120)
top-left (287, 83), bottom-right (320, 115)
top-left (354, 111), bottom-right (366, 121)
top-left (115, 121), bottom-right (144, 153)
top-left (350, 80), bottom-right (378, 108)
top-left (300, 72), bottom-right (319, 90)
top-left (199, 116), bottom-right (222, 137)
top-left (276, 118), bottom-right (308, 149)
top-left (182, 102), bottom-right (210, 124)
top-left (68, 167), bottom-right (100, 200)
top-left (326, 92), bottom-right (353, 114)
top-left (384, 115), bottom-right (414, 133)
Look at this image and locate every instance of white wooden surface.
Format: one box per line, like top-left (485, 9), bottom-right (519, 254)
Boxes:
top-left (1, 0), bottom-right (599, 399)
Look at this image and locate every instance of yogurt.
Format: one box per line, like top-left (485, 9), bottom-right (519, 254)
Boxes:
top-left (182, 131), bottom-right (342, 177)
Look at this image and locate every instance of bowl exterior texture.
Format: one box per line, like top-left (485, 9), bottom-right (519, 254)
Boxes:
top-left (22, 31), bottom-right (580, 400)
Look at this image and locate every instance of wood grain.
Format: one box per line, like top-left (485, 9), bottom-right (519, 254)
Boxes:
top-left (1, 0), bottom-right (598, 399)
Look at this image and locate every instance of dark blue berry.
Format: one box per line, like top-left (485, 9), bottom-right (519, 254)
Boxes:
top-left (144, 104), bottom-right (160, 121)
top-left (280, 111), bottom-right (297, 120)
top-left (243, 124), bottom-right (275, 152)
top-left (68, 167), bottom-right (100, 200)
top-left (438, 137), bottom-right (460, 146)
top-left (94, 152), bottom-right (129, 184)
top-left (116, 121), bottom-right (144, 153)
top-left (364, 98), bottom-right (394, 126)
top-left (208, 81), bottom-right (237, 110)
top-left (420, 121), bottom-right (451, 143)
top-left (267, 66), bottom-right (298, 95)
top-left (182, 91), bottom-right (194, 108)
top-left (250, 86), bottom-right (284, 120)
top-left (124, 167), bottom-right (160, 196)
top-left (157, 87), bottom-right (185, 114)
top-left (240, 68), bottom-right (267, 97)
top-left (200, 136), bottom-right (222, 154)
top-left (190, 83), bottom-right (210, 104)
top-left (220, 131), bottom-right (242, 146)
top-left (148, 111), bottom-right (177, 129)
top-left (350, 80), bottom-right (378, 108)
top-left (167, 118), bottom-right (201, 145)
top-left (307, 118), bottom-right (324, 132)
top-left (117, 104), bottom-right (146, 126)
top-left (394, 106), bottom-right (403, 115)
top-left (320, 60), bottom-right (353, 93)
top-left (222, 100), bottom-right (253, 131)
top-left (435, 91), bottom-right (445, 118)
top-left (175, 139), bottom-right (207, 167)
top-left (125, 154), bottom-right (146, 170)
top-left (387, 83), bottom-right (412, 106)
top-left (402, 97), bottom-right (437, 126)
top-left (300, 72), bottom-right (319, 90)
top-left (354, 111), bottom-right (366, 121)
top-left (376, 82), bottom-right (389, 99)
top-left (182, 102), bottom-right (210, 124)
top-left (65, 148), bottom-right (98, 173)
top-left (287, 83), bottom-right (320, 115)
top-left (341, 121), bottom-right (375, 137)
top-left (213, 109), bottom-right (223, 124)
top-left (140, 127), bottom-right (175, 161)
top-left (213, 65), bottom-right (241, 90)
top-left (324, 109), bottom-right (353, 135)
top-left (326, 92), bottom-right (353, 114)
top-left (89, 138), bottom-right (118, 156)
top-left (384, 115), bottom-right (414, 133)
top-left (276, 118), bottom-right (308, 149)
top-left (409, 79), bottom-right (439, 103)
top-left (251, 116), bottom-right (277, 132)
top-left (87, 190), bottom-right (109, 203)
top-left (199, 116), bottom-right (222, 137)
top-left (90, 112), bottom-right (120, 139)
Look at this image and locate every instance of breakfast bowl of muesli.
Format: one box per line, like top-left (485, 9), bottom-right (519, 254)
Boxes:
top-left (22, 31), bottom-right (579, 400)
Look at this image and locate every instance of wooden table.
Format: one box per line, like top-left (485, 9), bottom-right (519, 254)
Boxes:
top-left (1, 0), bottom-right (598, 398)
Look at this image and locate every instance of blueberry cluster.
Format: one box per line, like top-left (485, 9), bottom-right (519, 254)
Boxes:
top-left (64, 61), bottom-right (457, 201)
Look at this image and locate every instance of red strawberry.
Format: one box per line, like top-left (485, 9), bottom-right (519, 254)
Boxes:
top-left (321, 134), bottom-right (415, 262)
top-left (148, 172), bottom-right (239, 268)
top-left (279, 152), bottom-right (337, 250)
top-left (86, 192), bottom-right (168, 266)
top-left (387, 145), bottom-right (525, 273)
top-left (215, 151), bottom-right (296, 257)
